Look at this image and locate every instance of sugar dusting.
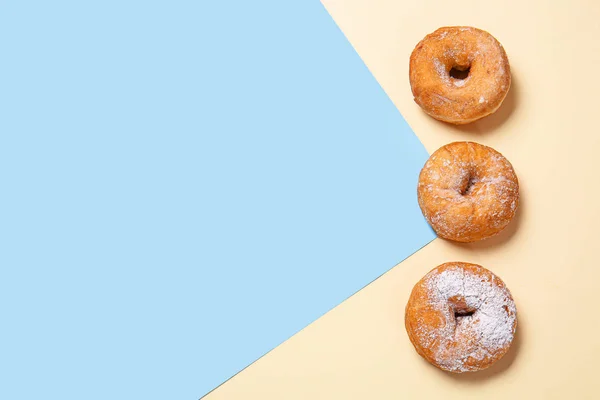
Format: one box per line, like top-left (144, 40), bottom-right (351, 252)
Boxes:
top-left (434, 58), bottom-right (449, 83)
top-left (411, 27), bottom-right (511, 123)
top-left (415, 264), bottom-right (517, 372)
top-left (417, 142), bottom-right (519, 242)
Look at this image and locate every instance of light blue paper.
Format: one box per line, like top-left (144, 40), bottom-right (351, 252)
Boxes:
top-left (0, 1), bottom-right (435, 399)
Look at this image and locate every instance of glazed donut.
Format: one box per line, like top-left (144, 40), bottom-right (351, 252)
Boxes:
top-left (405, 262), bottom-right (517, 373)
top-left (409, 26), bottom-right (511, 124)
top-left (417, 141), bottom-right (518, 242)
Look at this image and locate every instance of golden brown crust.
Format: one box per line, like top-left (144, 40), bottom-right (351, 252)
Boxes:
top-left (405, 262), bottom-right (517, 373)
top-left (409, 26), bottom-right (511, 124)
top-left (417, 141), bottom-right (519, 242)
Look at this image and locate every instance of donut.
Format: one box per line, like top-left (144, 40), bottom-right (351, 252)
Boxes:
top-left (409, 26), bottom-right (511, 124)
top-left (405, 262), bottom-right (517, 373)
top-left (417, 141), bottom-right (519, 242)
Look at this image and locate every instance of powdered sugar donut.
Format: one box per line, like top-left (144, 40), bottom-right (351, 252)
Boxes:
top-left (405, 262), bottom-right (517, 373)
top-left (417, 141), bottom-right (519, 242)
top-left (409, 26), bottom-right (511, 124)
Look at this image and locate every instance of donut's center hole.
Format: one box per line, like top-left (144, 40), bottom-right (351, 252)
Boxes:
top-left (449, 296), bottom-right (476, 320)
top-left (454, 309), bottom-right (476, 319)
top-left (460, 175), bottom-right (477, 196)
top-left (449, 65), bottom-right (470, 80)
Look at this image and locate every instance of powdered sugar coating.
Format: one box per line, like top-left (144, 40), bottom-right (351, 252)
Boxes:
top-left (409, 26), bottom-right (511, 124)
top-left (405, 262), bottom-right (517, 372)
top-left (417, 141), bottom-right (519, 242)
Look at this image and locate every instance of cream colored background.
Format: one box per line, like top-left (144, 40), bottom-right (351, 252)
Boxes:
top-left (206, 0), bottom-right (600, 398)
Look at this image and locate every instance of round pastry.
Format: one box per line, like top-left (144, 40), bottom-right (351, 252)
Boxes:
top-left (405, 262), bottom-right (517, 373)
top-left (417, 141), bottom-right (519, 242)
top-left (409, 26), bottom-right (511, 124)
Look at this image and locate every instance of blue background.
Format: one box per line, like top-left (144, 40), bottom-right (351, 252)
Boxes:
top-left (0, 1), bottom-right (434, 398)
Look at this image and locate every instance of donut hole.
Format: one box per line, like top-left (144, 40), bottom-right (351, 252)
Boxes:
top-left (460, 175), bottom-right (478, 196)
top-left (449, 295), bottom-right (477, 321)
top-left (454, 309), bottom-right (476, 319)
top-left (449, 66), bottom-right (470, 80)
